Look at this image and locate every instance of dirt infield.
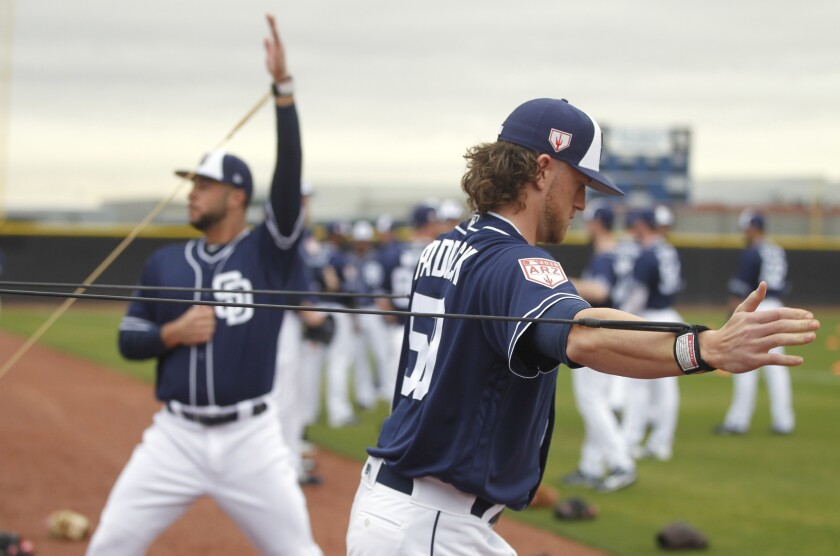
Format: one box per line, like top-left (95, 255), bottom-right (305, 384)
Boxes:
top-left (0, 331), bottom-right (604, 555)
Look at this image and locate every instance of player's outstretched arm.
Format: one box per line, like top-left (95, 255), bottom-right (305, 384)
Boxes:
top-left (566, 282), bottom-right (819, 379)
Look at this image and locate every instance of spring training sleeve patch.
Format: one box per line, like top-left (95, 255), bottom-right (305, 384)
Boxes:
top-left (518, 257), bottom-right (569, 289)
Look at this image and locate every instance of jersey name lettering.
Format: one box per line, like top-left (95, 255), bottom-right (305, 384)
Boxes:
top-left (413, 239), bottom-right (478, 285)
top-left (212, 271), bottom-right (255, 326)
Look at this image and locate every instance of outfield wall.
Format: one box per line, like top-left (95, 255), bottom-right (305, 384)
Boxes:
top-left (0, 231), bottom-right (837, 306)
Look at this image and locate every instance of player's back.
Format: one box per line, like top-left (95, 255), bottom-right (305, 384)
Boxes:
top-left (370, 213), bottom-right (588, 509)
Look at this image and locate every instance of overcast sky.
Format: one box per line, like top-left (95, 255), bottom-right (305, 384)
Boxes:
top-left (2, 0), bottom-right (839, 210)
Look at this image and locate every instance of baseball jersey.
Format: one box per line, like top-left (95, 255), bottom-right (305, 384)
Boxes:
top-left (327, 248), bottom-right (382, 308)
top-left (378, 239), bottom-right (429, 324)
top-left (118, 104), bottom-right (307, 407)
top-left (581, 249), bottom-right (618, 308)
top-left (727, 240), bottom-right (787, 300)
top-left (300, 230), bottom-right (332, 295)
top-left (630, 238), bottom-right (682, 310)
top-left (369, 212), bottom-right (590, 509)
top-left (610, 238), bottom-right (640, 308)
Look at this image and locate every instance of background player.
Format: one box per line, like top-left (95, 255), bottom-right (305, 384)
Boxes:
top-left (86, 15), bottom-right (322, 556)
top-left (563, 203), bottom-right (637, 493)
top-left (273, 178), bottom-right (327, 486)
top-left (716, 209), bottom-right (795, 435)
top-left (345, 97), bottom-right (819, 555)
top-left (376, 203), bottom-right (440, 405)
top-left (619, 207), bottom-right (685, 461)
top-left (347, 219), bottom-right (391, 410)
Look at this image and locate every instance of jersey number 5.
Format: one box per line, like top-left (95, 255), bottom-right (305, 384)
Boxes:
top-left (400, 293), bottom-right (445, 401)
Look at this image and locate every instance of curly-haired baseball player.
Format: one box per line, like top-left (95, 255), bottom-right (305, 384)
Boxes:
top-left (345, 98), bottom-right (819, 555)
top-left (86, 16), bottom-right (322, 556)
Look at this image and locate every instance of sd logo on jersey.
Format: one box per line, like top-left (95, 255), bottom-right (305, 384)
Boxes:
top-left (212, 271), bottom-right (254, 326)
top-left (518, 257), bottom-right (568, 289)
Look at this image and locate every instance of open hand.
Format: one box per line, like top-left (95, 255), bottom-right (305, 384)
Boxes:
top-left (701, 282), bottom-right (819, 373)
top-left (264, 14), bottom-right (289, 82)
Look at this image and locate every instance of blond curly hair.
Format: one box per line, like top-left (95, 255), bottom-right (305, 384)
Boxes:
top-left (460, 141), bottom-right (539, 214)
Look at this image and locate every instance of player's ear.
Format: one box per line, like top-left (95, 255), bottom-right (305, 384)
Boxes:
top-left (229, 188), bottom-right (247, 210)
top-left (534, 154), bottom-right (552, 191)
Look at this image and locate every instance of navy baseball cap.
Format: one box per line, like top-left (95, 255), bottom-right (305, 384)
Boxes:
top-left (411, 204), bottom-right (438, 228)
top-left (583, 203), bottom-right (615, 229)
top-left (739, 209), bottom-right (765, 231)
top-left (625, 207), bottom-right (656, 228)
top-left (175, 149), bottom-right (253, 201)
top-left (498, 98), bottom-right (623, 196)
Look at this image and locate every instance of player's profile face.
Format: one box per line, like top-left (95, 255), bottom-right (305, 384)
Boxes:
top-left (537, 160), bottom-right (587, 244)
top-left (188, 177), bottom-right (232, 231)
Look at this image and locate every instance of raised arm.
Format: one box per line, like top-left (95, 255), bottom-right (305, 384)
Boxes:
top-left (264, 14), bottom-right (303, 241)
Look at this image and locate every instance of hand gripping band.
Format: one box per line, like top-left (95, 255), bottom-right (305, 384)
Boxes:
top-left (674, 324), bottom-right (715, 374)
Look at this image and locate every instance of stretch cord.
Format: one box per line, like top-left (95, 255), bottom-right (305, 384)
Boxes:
top-left (0, 281), bottom-right (410, 300)
top-left (0, 91), bottom-right (273, 381)
top-left (0, 286), bottom-right (695, 333)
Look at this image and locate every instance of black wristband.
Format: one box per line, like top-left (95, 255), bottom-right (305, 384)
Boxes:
top-left (674, 324), bottom-right (715, 374)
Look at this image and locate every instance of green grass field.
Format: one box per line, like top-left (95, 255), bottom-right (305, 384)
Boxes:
top-left (2, 303), bottom-right (839, 555)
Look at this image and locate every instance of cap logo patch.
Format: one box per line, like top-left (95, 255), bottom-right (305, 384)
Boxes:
top-left (549, 129), bottom-right (572, 153)
top-left (232, 173), bottom-right (243, 184)
top-left (518, 257), bottom-right (568, 289)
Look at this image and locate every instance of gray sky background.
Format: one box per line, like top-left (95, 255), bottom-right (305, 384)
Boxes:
top-left (2, 0), bottom-right (839, 210)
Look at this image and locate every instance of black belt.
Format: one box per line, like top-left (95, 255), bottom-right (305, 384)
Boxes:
top-left (166, 401), bottom-right (267, 426)
top-left (374, 463), bottom-right (503, 524)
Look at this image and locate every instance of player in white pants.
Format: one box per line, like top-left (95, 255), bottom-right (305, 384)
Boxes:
top-left (563, 204), bottom-right (636, 492)
top-left (376, 205), bottom-right (441, 406)
top-left (324, 308), bottom-right (357, 426)
top-left (620, 208), bottom-right (684, 461)
top-left (718, 210), bottom-right (795, 435)
top-left (721, 299), bottom-right (794, 433)
top-left (89, 17), bottom-right (321, 554)
top-left (571, 367), bottom-right (636, 487)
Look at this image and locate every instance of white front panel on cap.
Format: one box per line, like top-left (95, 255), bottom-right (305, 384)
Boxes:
top-left (577, 109), bottom-right (603, 172)
top-left (196, 149), bottom-right (227, 182)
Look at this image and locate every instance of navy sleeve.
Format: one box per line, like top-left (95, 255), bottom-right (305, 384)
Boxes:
top-left (519, 301), bottom-right (587, 370)
top-left (632, 251), bottom-right (658, 288)
top-left (728, 248), bottom-right (760, 297)
top-left (118, 252), bottom-right (168, 360)
top-left (119, 327), bottom-right (166, 360)
top-left (268, 104), bottom-right (303, 239)
top-left (482, 247), bottom-right (591, 378)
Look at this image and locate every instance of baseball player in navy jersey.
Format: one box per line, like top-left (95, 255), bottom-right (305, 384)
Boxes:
top-left (321, 223), bottom-right (377, 426)
top-left (345, 97), bottom-right (818, 555)
top-left (716, 209), bottom-right (795, 435)
top-left (87, 16), bottom-right (322, 556)
top-left (562, 204), bottom-right (637, 492)
top-left (347, 219), bottom-right (392, 410)
top-left (273, 180), bottom-right (326, 486)
top-left (299, 226), bottom-right (341, 427)
top-left (619, 207), bottom-right (685, 461)
top-left (376, 204), bottom-right (440, 405)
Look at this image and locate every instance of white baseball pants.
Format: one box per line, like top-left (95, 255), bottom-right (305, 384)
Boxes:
top-left (86, 405), bottom-right (321, 556)
top-left (723, 297), bottom-right (795, 432)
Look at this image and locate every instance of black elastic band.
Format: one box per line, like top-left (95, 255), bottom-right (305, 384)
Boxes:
top-left (674, 325), bottom-right (715, 374)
